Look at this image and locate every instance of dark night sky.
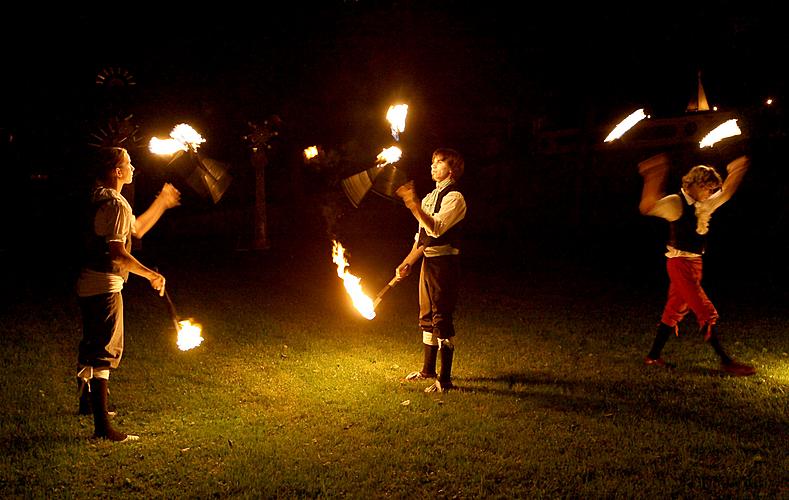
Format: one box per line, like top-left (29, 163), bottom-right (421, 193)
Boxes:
top-left (2, 3), bottom-right (789, 290)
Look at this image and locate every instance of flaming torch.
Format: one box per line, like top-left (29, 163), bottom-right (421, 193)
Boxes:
top-left (149, 123), bottom-right (205, 160)
top-left (163, 290), bottom-right (204, 351)
top-left (604, 108), bottom-right (648, 142)
top-left (332, 240), bottom-right (376, 320)
top-left (699, 119), bottom-right (741, 148)
top-left (386, 104), bottom-right (408, 142)
top-left (149, 123), bottom-right (231, 203)
top-left (375, 146), bottom-right (403, 167)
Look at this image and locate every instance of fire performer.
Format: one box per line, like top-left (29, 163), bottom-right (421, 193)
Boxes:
top-left (75, 147), bottom-right (181, 441)
top-left (395, 148), bottom-right (466, 393)
top-left (638, 152), bottom-right (755, 376)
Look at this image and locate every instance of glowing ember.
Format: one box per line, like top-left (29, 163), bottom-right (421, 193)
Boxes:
top-left (332, 240), bottom-right (376, 320)
top-left (176, 319), bottom-right (204, 351)
top-left (149, 123), bottom-right (206, 156)
top-left (699, 119), bottom-right (741, 148)
top-left (376, 146), bottom-right (402, 166)
top-left (149, 137), bottom-right (187, 155)
top-left (604, 108), bottom-right (647, 142)
top-left (304, 146), bottom-right (319, 160)
top-left (386, 104), bottom-right (408, 141)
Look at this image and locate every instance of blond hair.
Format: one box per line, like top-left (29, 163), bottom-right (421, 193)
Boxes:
top-left (682, 165), bottom-right (722, 191)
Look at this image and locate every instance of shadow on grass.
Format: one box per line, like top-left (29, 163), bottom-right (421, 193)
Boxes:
top-left (454, 371), bottom-right (788, 438)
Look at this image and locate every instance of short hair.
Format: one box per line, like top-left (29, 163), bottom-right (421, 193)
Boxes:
top-left (95, 147), bottom-right (127, 181)
top-left (433, 148), bottom-right (464, 180)
top-left (682, 165), bottom-right (722, 191)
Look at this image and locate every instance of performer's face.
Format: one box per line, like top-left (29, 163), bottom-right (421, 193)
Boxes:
top-left (688, 183), bottom-right (718, 201)
top-left (117, 151), bottom-right (135, 184)
top-left (431, 155), bottom-right (452, 182)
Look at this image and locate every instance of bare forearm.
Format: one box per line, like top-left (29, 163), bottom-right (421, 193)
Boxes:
top-left (134, 200), bottom-right (168, 238)
top-left (638, 153), bottom-right (669, 214)
top-left (720, 155), bottom-right (749, 201)
top-left (407, 204), bottom-right (435, 233)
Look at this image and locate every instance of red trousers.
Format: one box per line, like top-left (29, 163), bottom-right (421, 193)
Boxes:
top-left (661, 257), bottom-right (718, 330)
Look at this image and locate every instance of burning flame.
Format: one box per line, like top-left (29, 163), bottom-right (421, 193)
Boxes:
top-left (699, 119), bottom-right (741, 148)
top-left (332, 240), bottom-right (376, 320)
top-left (604, 108), bottom-right (647, 142)
top-left (176, 319), bottom-right (204, 351)
top-left (149, 137), bottom-right (187, 155)
top-left (376, 146), bottom-right (402, 167)
top-left (149, 123), bottom-right (206, 155)
top-left (304, 146), bottom-right (319, 160)
top-left (386, 104), bottom-right (408, 141)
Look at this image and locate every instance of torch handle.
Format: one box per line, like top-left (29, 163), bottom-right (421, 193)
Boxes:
top-left (372, 246), bottom-right (425, 310)
top-left (163, 290), bottom-right (181, 331)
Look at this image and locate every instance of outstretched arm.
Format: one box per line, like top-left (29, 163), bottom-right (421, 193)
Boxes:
top-left (134, 183), bottom-right (181, 238)
top-left (718, 155), bottom-right (749, 204)
top-left (638, 153), bottom-right (670, 215)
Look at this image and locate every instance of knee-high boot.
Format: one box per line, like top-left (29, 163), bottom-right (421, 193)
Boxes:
top-left (90, 378), bottom-right (135, 442)
top-left (438, 340), bottom-right (454, 388)
top-left (421, 344), bottom-right (438, 378)
top-left (78, 378), bottom-right (92, 415)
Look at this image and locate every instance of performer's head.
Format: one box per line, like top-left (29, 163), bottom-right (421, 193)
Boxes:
top-left (432, 148), bottom-right (464, 182)
top-left (682, 165), bottom-right (722, 201)
top-left (95, 147), bottom-right (133, 185)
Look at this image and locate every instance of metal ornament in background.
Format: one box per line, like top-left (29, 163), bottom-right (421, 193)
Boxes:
top-left (341, 163), bottom-right (410, 207)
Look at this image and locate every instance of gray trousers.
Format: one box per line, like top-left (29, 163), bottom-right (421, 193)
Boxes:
top-left (78, 292), bottom-right (124, 370)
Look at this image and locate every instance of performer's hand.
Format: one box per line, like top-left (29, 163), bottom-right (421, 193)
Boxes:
top-left (727, 155), bottom-right (750, 175)
top-left (150, 272), bottom-right (166, 297)
top-left (396, 263), bottom-right (411, 279)
top-left (638, 153), bottom-right (669, 178)
top-left (395, 181), bottom-right (419, 208)
top-left (158, 183), bottom-right (181, 209)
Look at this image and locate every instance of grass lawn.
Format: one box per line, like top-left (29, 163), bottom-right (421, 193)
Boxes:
top-left (1, 236), bottom-right (787, 498)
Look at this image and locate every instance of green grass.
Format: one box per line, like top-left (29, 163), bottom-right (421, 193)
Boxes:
top-left (1, 239), bottom-right (787, 498)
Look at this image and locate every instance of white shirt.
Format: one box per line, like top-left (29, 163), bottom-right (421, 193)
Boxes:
top-left (76, 188), bottom-right (137, 296)
top-left (414, 178), bottom-right (467, 257)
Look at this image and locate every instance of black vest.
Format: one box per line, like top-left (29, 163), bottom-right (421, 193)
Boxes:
top-left (417, 185), bottom-right (464, 249)
top-left (668, 192), bottom-right (707, 255)
top-left (81, 193), bottom-right (131, 280)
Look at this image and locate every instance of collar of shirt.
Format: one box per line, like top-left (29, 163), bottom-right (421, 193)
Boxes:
top-left (681, 187), bottom-right (722, 208)
top-left (680, 188), bottom-right (696, 205)
top-left (434, 178), bottom-right (455, 190)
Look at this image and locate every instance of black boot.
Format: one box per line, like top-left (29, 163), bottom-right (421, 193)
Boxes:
top-left (90, 378), bottom-right (136, 442)
top-left (646, 322), bottom-right (674, 362)
top-left (77, 378), bottom-right (91, 415)
top-left (421, 344), bottom-right (438, 378)
top-left (437, 340), bottom-right (454, 389)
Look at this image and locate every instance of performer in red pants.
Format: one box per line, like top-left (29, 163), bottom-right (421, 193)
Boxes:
top-left (638, 152), bottom-right (755, 376)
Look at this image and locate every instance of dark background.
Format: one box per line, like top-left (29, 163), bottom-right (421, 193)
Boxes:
top-left (2, 2), bottom-right (788, 304)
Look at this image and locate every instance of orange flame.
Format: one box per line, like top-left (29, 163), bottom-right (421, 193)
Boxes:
top-left (149, 123), bottom-right (205, 155)
top-left (604, 108), bottom-right (647, 142)
top-left (332, 241), bottom-right (376, 320)
top-left (176, 319), bottom-right (204, 351)
top-left (699, 119), bottom-right (741, 148)
top-left (149, 137), bottom-right (187, 155)
top-left (386, 104), bottom-right (408, 141)
top-left (375, 146), bottom-right (402, 167)
top-left (303, 146), bottom-right (319, 160)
